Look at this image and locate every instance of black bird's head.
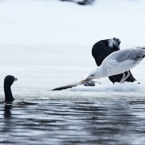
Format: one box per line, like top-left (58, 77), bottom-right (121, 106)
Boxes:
top-left (113, 37), bottom-right (121, 45)
top-left (108, 37), bottom-right (121, 50)
top-left (4, 75), bottom-right (17, 86)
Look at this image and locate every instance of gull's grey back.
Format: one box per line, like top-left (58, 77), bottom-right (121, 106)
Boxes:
top-left (103, 47), bottom-right (145, 63)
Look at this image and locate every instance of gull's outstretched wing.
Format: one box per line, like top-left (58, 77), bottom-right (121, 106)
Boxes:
top-left (52, 81), bottom-right (96, 91)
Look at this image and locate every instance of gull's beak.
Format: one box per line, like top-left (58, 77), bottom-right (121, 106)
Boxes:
top-left (80, 78), bottom-right (91, 83)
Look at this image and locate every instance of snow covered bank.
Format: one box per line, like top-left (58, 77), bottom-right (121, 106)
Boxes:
top-left (0, 45), bottom-right (145, 102)
top-left (72, 81), bottom-right (143, 93)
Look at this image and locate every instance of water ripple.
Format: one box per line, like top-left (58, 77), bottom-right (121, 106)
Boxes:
top-left (0, 100), bottom-right (145, 145)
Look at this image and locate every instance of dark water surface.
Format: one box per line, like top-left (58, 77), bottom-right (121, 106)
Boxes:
top-left (0, 99), bottom-right (145, 145)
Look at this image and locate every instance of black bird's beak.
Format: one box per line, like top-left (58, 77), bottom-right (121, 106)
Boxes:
top-left (14, 78), bottom-right (18, 81)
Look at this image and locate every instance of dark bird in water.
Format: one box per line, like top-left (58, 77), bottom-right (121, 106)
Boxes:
top-left (92, 37), bottom-right (136, 83)
top-left (4, 75), bottom-right (17, 104)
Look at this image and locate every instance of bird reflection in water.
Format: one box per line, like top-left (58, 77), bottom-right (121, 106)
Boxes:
top-left (3, 105), bottom-right (12, 118)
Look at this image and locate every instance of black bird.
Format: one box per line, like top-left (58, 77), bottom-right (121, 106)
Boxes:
top-left (92, 37), bottom-right (136, 83)
top-left (4, 75), bottom-right (17, 103)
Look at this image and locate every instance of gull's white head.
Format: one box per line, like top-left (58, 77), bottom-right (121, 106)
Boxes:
top-left (85, 69), bottom-right (99, 81)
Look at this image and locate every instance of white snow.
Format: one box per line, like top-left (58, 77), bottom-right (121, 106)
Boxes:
top-left (0, 0), bottom-right (145, 46)
top-left (0, 0), bottom-right (145, 101)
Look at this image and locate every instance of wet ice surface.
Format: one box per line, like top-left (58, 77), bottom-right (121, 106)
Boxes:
top-left (0, 46), bottom-right (145, 144)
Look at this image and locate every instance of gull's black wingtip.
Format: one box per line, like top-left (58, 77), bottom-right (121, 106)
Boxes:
top-left (52, 82), bottom-right (80, 91)
top-left (52, 81), bottom-right (96, 91)
top-left (52, 85), bottom-right (77, 91)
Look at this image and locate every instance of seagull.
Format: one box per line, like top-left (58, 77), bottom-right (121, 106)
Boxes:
top-left (92, 37), bottom-right (136, 83)
top-left (83, 47), bottom-right (145, 83)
